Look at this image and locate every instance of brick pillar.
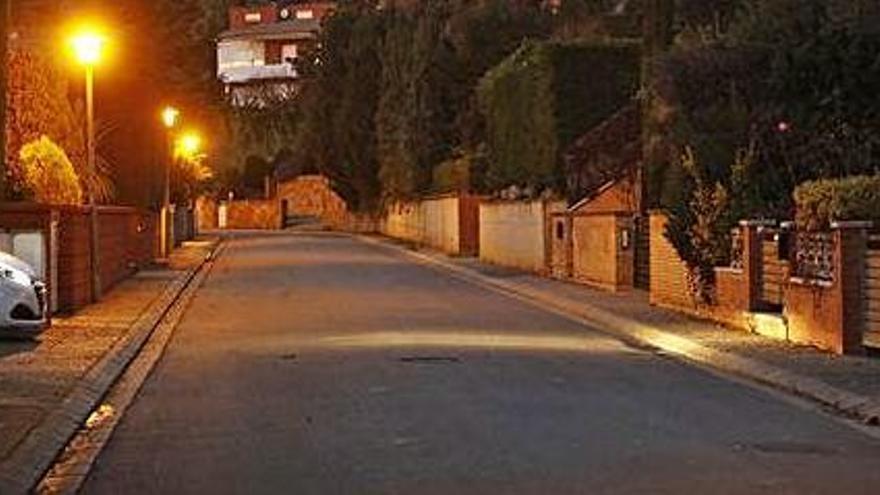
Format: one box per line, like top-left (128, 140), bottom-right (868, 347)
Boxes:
top-left (740, 220), bottom-right (773, 312)
top-left (834, 222), bottom-right (871, 353)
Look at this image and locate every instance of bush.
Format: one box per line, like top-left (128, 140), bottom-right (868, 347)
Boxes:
top-left (664, 146), bottom-right (740, 303)
top-left (477, 40), bottom-right (640, 195)
top-left (794, 175), bottom-right (880, 230)
top-left (18, 136), bottom-right (83, 205)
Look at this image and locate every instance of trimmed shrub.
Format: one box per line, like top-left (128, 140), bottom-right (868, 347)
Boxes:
top-left (18, 136), bottom-right (83, 205)
top-left (794, 175), bottom-right (880, 230)
top-left (477, 40), bottom-right (640, 195)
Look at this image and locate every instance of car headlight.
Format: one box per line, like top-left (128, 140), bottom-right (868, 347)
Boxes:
top-left (0, 266), bottom-right (32, 287)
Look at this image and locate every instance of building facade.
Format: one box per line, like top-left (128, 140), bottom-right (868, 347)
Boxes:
top-left (217, 1), bottom-right (337, 106)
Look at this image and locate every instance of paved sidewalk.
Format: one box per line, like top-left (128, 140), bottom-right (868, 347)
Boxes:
top-left (0, 238), bottom-right (217, 492)
top-left (366, 235), bottom-right (880, 425)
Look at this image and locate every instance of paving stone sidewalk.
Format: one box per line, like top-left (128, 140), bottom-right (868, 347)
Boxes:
top-left (445, 256), bottom-right (880, 400)
top-left (0, 238), bottom-right (217, 467)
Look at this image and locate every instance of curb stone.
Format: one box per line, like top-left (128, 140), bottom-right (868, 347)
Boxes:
top-left (36, 240), bottom-right (228, 495)
top-left (0, 239), bottom-right (222, 495)
top-left (358, 235), bottom-right (880, 427)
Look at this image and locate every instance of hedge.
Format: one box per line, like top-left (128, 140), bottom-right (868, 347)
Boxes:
top-left (477, 40), bottom-right (640, 194)
top-left (794, 175), bottom-right (880, 230)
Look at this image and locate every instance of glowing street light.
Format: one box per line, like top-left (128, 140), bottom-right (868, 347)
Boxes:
top-left (71, 31), bottom-right (106, 66)
top-left (161, 106), bottom-right (180, 129)
top-left (70, 25), bottom-right (108, 302)
top-left (176, 132), bottom-right (203, 160)
top-left (160, 106), bottom-right (181, 260)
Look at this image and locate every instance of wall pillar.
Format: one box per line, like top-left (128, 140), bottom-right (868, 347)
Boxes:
top-left (836, 222), bottom-right (871, 353)
top-left (740, 220), bottom-right (773, 312)
top-left (785, 221), bottom-right (871, 354)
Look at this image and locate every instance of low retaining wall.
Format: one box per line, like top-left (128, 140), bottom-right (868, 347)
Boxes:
top-left (1, 203), bottom-right (158, 314)
top-left (649, 211), bottom-right (875, 354)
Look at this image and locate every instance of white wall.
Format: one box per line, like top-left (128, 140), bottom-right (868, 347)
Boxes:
top-left (423, 197), bottom-right (460, 254)
top-left (479, 201), bottom-right (550, 273)
top-left (382, 197), bottom-right (461, 254)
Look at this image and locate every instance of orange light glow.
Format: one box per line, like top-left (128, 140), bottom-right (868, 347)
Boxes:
top-left (161, 107), bottom-right (180, 129)
top-left (70, 28), bottom-right (107, 66)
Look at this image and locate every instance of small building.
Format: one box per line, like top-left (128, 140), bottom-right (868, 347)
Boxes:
top-left (217, 1), bottom-right (336, 106)
top-left (550, 101), bottom-right (647, 292)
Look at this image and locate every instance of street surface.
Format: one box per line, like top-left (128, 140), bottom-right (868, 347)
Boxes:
top-left (82, 233), bottom-right (880, 494)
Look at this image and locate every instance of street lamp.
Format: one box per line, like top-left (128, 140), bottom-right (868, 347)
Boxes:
top-left (177, 132), bottom-right (203, 160)
top-left (160, 106), bottom-right (180, 259)
top-left (71, 26), bottom-right (107, 302)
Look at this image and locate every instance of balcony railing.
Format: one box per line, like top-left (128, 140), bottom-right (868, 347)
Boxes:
top-left (219, 63), bottom-right (298, 84)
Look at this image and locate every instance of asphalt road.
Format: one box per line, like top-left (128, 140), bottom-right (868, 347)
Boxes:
top-left (82, 233), bottom-right (880, 495)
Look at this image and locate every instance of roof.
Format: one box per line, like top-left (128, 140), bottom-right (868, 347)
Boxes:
top-left (218, 19), bottom-right (322, 42)
top-left (564, 102), bottom-right (641, 202)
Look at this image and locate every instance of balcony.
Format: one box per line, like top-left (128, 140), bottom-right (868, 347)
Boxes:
top-left (219, 63), bottom-right (298, 84)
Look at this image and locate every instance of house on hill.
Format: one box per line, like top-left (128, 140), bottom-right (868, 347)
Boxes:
top-left (217, 1), bottom-right (337, 106)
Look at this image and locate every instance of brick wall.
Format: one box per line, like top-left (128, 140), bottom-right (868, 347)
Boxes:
top-left (785, 225), bottom-right (869, 354)
top-left (55, 207), bottom-right (157, 313)
top-left (649, 212), bottom-right (693, 308)
top-left (1, 203), bottom-right (158, 314)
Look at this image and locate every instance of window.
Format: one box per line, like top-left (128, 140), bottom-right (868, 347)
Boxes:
top-left (244, 12), bottom-right (262, 23)
top-left (296, 9), bottom-right (314, 19)
top-left (218, 41), bottom-right (266, 72)
top-left (282, 44), bottom-right (298, 63)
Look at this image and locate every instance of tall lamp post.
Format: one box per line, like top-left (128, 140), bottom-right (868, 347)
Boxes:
top-left (160, 106), bottom-right (180, 260)
top-left (71, 28), bottom-right (107, 302)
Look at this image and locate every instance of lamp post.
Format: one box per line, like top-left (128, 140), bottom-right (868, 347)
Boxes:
top-left (71, 28), bottom-right (106, 302)
top-left (160, 106), bottom-right (180, 260)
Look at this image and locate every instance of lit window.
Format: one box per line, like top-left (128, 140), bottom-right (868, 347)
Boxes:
top-left (282, 44), bottom-right (298, 62)
top-left (244, 12), bottom-right (262, 23)
top-left (296, 10), bottom-right (314, 19)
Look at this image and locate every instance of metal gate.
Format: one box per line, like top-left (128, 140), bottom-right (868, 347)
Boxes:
top-left (865, 235), bottom-right (880, 349)
top-left (758, 227), bottom-right (787, 311)
top-left (634, 215), bottom-right (650, 290)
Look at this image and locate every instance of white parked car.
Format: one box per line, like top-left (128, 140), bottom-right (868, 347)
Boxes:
top-left (0, 251), bottom-right (48, 337)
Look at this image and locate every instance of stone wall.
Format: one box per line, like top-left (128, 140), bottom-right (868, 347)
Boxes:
top-left (226, 199), bottom-right (282, 230)
top-left (277, 175), bottom-right (349, 228)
